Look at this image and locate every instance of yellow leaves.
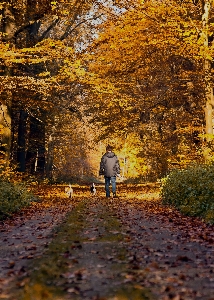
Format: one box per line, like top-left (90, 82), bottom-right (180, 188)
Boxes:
top-left (75, 67), bottom-right (86, 77)
top-left (183, 29), bottom-right (196, 38)
top-left (38, 71), bottom-right (50, 78)
top-left (73, 59), bottom-right (82, 68)
top-left (198, 133), bottom-right (214, 140)
top-left (0, 38), bottom-right (81, 92)
top-left (198, 45), bottom-right (213, 61)
top-left (0, 124), bottom-right (4, 133)
top-left (62, 9), bottom-right (69, 15)
top-left (56, 58), bottom-right (87, 83)
top-left (0, 2), bottom-right (6, 10)
top-left (52, 14), bottom-right (59, 20)
top-left (0, 75), bottom-right (52, 97)
top-left (0, 44), bottom-right (42, 65)
top-left (51, 1), bottom-right (58, 10)
top-left (0, 39), bottom-right (75, 67)
top-left (92, 82), bottom-right (115, 94)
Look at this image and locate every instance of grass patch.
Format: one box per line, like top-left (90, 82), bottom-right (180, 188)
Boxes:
top-left (16, 198), bottom-right (153, 300)
top-left (113, 285), bottom-right (154, 300)
top-left (16, 200), bottom-right (126, 299)
top-left (17, 201), bottom-right (88, 300)
top-left (95, 206), bottom-right (124, 242)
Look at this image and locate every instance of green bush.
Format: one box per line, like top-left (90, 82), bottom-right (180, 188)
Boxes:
top-left (0, 180), bottom-right (36, 220)
top-left (161, 164), bottom-right (214, 224)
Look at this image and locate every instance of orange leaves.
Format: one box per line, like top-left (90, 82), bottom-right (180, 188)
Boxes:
top-left (82, 0), bottom-right (211, 178)
top-left (0, 183), bottom-right (213, 299)
top-left (0, 37), bottom-right (85, 97)
top-left (89, 0), bottom-right (205, 81)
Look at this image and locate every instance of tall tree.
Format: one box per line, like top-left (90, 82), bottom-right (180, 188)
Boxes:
top-left (0, 0), bottom-right (112, 177)
top-left (83, 0), bottom-right (214, 178)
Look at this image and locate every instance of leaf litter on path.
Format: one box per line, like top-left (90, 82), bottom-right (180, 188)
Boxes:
top-left (0, 184), bottom-right (213, 300)
top-left (14, 198), bottom-right (153, 300)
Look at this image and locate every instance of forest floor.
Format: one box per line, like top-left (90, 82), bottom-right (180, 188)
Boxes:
top-left (0, 184), bottom-right (214, 300)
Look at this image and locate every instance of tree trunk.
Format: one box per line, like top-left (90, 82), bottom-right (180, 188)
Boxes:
top-left (0, 4), bottom-right (16, 166)
top-left (45, 131), bottom-right (55, 180)
top-left (0, 95), bottom-right (12, 165)
top-left (202, 1), bottom-right (212, 135)
top-left (201, 0), bottom-right (213, 160)
top-left (25, 116), bottom-right (45, 177)
top-left (17, 110), bottom-right (28, 172)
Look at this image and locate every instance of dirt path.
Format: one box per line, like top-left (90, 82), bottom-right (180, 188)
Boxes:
top-left (0, 186), bottom-right (213, 300)
top-left (116, 199), bottom-right (214, 300)
top-left (0, 203), bottom-right (73, 299)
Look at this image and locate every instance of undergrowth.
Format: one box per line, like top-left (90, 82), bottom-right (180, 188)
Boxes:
top-left (0, 179), bottom-right (36, 220)
top-left (161, 164), bottom-right (214, 224)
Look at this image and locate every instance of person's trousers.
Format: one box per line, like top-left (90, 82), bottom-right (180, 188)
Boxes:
top-left (104, 176), bottom-right (116, 197)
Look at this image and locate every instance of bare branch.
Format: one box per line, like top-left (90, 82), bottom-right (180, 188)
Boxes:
top-left (60, 14), bottom-right (104, 41)
top-left (38, 18), bottom-right (60, 41)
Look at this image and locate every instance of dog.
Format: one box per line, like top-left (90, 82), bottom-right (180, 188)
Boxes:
top-left (90, 183), bottom-right (96, 196)
top-left (65, 184), bottom-right (73, 198)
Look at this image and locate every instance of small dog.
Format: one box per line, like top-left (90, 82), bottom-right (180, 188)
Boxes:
top-left (90, 183), bottom-right (96, 196)
top-left (65, 184), bottom-right (73, 198)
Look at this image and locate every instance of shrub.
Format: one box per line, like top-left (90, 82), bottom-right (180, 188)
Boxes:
top-left (0, 179), bottom-right (36, 220)
top-left (161, 164), bottom-right (214, 224)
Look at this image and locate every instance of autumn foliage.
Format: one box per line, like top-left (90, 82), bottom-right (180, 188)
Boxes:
top-left (1, 1), bottom-right (214, 215)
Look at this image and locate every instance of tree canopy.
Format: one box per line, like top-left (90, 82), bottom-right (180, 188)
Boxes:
top-left (1, 0), bottom-right (214, 181)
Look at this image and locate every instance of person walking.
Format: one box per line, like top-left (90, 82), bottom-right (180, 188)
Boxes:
top-left (99, 145), bottom-right (120, 198)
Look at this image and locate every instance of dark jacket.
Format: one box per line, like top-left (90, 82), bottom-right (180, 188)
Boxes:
top-left (99, 151), bottom-right (120, 177)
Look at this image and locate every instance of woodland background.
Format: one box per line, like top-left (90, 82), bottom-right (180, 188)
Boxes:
top-left (1, 0), bottom-right (214, 184)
